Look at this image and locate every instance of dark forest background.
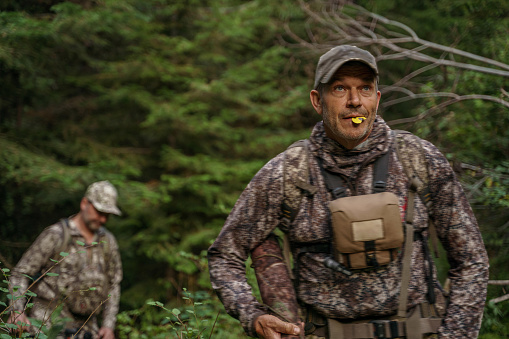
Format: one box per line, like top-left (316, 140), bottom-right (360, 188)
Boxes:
top-left (1, 0), bottom-right (508, 337)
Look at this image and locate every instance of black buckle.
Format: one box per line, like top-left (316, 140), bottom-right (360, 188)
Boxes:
top-left (366, 252), bottom-right (378, 267)
top-left (374, 180), bottom-right (386, 192)
top-left (332, 187), bottom-right (346, 199)
top-left (370, 320), bottom-right (391, 339)
top-left (389, 320), bottom-right (399, 338)
top-left (370, 320), bottom-right (400, 339)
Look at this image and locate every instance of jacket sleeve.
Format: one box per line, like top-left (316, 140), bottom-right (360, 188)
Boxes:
top-left (9, 224), bottom-right (63, 313)
top-left (423, 140), bottom-right (489, 338)
top-left (208, 155), bottom-right (285, 337)
top-left (101, 232), bottom-right (123, 330)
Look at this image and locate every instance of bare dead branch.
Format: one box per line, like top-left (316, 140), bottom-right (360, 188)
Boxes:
top-left (381, 92), bottom-right (461, 108)
top-left (387, 95), bottom-right (509, 126)
top-left (502, 88), bottom-right (509, 98)
top-left (292, 0), bottom-right (509, 77)
top-left (490, 294), bottom-right (509, 304)
top-left (488, 280), bottom-right (509, 285)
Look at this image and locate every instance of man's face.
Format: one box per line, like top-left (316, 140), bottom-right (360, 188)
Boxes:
top-left (82, 199), bottom-right (109, 232)
top-left (311, 63), bottom-right (381, 149)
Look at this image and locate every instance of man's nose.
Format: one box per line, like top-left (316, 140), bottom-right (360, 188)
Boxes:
top-left (347, 90), bottom-right (361, 108)
top-left (99, 213), bottom-right (109, 224)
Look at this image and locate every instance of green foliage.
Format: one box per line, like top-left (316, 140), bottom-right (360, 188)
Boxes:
top-left (117, 290), bottom-right (245, 339)
top-left (480, 302), bottom-right (509, 338)
top-left (0, 244), bottom-right (109, 339)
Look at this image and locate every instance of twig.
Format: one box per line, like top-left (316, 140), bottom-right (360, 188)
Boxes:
top-left (490, 294), bottom-right (509, 304)
top-left (488, 280), bottom-right (509, 285)
top-left (208, 311), bottom-right (220, 339)
top-left (387, 95), bottom-right (509, 126)
top-left (73, 294), bottom-right (112, 339)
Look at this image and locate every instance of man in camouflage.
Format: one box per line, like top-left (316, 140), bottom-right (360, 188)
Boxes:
top-left (8, 181), bottom-right (123, 339)
top-left (208, 46), bottom-right (489, 338)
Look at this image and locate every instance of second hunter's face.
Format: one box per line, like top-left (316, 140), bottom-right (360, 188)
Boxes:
top-left (82, 199), bottom-right (109, 232)
top-left (311, 62), bottom-right (380, 149)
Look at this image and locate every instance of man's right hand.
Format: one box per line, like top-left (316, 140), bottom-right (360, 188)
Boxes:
top-left (7, 311), bottom-right (31, 334)
top-left (254, 314), bottom-right (302, 339)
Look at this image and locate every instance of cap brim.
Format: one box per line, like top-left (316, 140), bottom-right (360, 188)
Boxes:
top-left (316, 58), bottom-right (378, 89)
top-left (91, 202), bottom-right (122, 216)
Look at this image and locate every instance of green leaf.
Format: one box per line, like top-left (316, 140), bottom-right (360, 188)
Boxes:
top-left (25, 291), bottom-right (37, 297)
top-left (46, 273), bottom-right (59, 277)
top-left (89, 287), bottom-right (97, 290)
top-left (59, 252), bottom-right (69, 257)
top-left (22, 274), bottom-right (35, 281)
top-left (76, 241), bottom-right (85, 246)
top-left (171, 308), bottom-right (181, 316)
top-left (1, 268), bottom-right (10, 273)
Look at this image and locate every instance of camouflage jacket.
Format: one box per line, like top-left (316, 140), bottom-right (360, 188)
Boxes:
top-left (10, 217), bottom-right (123, 330)
top-left (208, 117), bottom-right (489, 338)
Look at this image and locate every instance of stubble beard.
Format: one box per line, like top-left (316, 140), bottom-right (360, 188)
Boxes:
top-left (83, 214), bottom-right (101, 233)
top-left (321, 103), bottom-right (376, 144)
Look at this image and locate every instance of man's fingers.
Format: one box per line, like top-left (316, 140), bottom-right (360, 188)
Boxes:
top-left (279, 320), bottom-right (300, 335)
top-left (255, 314), bottom-right (301, 338)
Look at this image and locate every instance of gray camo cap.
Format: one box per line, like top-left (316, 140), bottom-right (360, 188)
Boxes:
top-left (313, 45), bottom-right (378, 89)
top-left (85, 180), bottom-right (122, 216)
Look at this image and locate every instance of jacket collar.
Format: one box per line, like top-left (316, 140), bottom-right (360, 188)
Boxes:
top-left (308, 116), bottom-right (394, 172)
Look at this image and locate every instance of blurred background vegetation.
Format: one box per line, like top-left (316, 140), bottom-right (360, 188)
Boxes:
top-left (0, 0), bottom-right (508, 337)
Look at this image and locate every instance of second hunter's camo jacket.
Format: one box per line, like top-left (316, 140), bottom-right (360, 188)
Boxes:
top-left (10, 217), bottom-right (122, 331)
top-left (208, 117), bottom-right (489, 338)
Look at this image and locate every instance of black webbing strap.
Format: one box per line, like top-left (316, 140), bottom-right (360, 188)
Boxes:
top-left (317, 147), bottom-right (392, 199)
top-left (373, 149), bottom-right (391, 193)
top-left (317, 157), bottom-right (347, 199)
top-left (414, 230), bottom-right (436, 305)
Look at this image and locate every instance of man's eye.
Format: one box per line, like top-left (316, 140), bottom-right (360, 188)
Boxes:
top-left (334, 85), bottom-right (345, 91)
top-left (362, 85), bottom-right (371, 91)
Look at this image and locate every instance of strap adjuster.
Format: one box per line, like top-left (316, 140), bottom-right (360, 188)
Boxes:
top-left (370, 320), bottom-right (388, 339)
top-left (332, 187), bottom-right (346, 199)
top-left (373, 180), bottom-right (386, 192)
top-left (369, 320), bottom-right (401, 339)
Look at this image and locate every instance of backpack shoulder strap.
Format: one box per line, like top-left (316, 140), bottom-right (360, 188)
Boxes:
top-left (56, 218), bottom-right (72, 259)
top-left (393, 130), bottom-right (441, 316)
top-left (393, 130), bottom-right (438, 257)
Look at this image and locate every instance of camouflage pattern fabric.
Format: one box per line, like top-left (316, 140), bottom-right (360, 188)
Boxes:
top-left (208, 117), bottom-right (489, 338)
top-left (10, 217), bottom-right (122, 337)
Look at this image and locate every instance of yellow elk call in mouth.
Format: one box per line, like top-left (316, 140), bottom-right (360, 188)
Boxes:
top-left (351, 117), bottom-right (366, 124)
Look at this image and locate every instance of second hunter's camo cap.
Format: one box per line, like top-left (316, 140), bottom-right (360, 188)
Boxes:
top-left (85, 181), bottom-right (122, 216)
top-left (313, 45), bottom-right (378, 89)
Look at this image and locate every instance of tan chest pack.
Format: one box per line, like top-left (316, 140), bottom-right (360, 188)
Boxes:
top-left (329, 192), bottom-right (403, 269)
top-left (319, 145), bottom-right (403, 270)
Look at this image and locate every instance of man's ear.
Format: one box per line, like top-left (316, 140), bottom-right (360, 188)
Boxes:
top-left (80, 197), bottom-right (88, 211)
top-left (310, 90), bottom-right (323, 116)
